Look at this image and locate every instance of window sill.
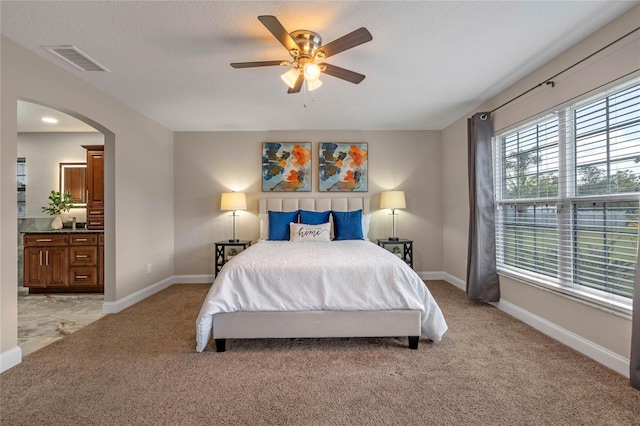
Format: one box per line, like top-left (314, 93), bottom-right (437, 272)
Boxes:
top-left (497, 268), bottom-right (632, 319)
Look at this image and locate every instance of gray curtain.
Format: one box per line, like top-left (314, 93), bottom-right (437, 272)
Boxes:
top-left (631, 242), bottom-right (640, 389)
top-left (466, 112), bottom-right (500, 302)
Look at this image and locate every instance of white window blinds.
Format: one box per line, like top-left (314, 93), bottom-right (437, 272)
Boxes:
top-left (494, 79), bottom-right (640, 310)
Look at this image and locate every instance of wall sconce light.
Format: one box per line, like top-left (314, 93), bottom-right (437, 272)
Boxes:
top-left (220, 192), bottom-right (247, 242)
top-left (380, 190), bottom-right (406, 241)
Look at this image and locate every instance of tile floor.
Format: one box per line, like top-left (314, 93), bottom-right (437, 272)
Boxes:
top-left (18, 286), bottom-right (104, 356)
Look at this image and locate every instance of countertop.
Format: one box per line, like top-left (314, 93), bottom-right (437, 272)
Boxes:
top-left (22, 229), bottom-right (104, 234)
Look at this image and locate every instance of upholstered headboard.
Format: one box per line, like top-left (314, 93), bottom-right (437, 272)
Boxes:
top-left (259, 197), bottom-right (370, 214)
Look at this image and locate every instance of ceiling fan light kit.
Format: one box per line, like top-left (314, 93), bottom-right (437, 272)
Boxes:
top-left (231, 15), bottom-right (372, 96)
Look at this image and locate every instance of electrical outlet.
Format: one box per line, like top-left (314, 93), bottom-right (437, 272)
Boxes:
top-left (147, 263), bottom-right (152, 274)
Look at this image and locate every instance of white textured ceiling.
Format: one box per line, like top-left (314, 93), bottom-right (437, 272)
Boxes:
top-left (2, 1), bottom-right (637, 132)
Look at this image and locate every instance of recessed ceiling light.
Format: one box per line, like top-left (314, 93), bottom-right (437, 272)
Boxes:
top-left (42, 117), bottom-right (58, 124)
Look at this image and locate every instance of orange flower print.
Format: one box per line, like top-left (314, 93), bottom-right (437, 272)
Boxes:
top-left (286, 169), bottom-right (300, 183)
top-left (343, 170), bottom-right (356, 183)
top-left (292, 145), bottom-right (311, 168)
top-left (349, 145), bottom-right (367, 167)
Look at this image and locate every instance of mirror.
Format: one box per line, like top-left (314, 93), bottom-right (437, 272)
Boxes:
top-left (59, 162), bottom-right (87, 206)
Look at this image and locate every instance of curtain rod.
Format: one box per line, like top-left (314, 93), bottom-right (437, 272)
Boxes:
top-left (490, 26), bottom-right (640, 114)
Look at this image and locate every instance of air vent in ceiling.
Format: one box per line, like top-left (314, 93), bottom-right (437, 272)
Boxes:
top-left (43, 45), bottom-right (110, 72)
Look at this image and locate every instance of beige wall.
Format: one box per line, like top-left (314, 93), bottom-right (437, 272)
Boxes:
top-left (174, 130), bottom-right (442, 275)
top-left (441, 5), bottom-right (640, 359)
top-left (1, 36), bottom-right (175, 358)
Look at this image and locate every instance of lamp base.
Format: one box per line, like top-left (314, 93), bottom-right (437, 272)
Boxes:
top-left (388, 237), bottom-right (399, 241)
top-left (228, 239), bottom-right (239, 243)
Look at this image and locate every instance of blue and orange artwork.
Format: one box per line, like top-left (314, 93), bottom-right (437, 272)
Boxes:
top-left (262, 142), bottom-right (312, 191)
top-left (319, 143), bottom-right (368, 192)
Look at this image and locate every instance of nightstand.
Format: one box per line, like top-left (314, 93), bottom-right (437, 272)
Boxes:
top-left (214, 240), bottom-right (251, 277)
top-left (377, 239), bottom-right (413, 269)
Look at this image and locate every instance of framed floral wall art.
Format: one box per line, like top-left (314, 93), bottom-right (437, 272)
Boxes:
top-left (318, 143), bottom-right (368, 192)
top-left (262, 142), bottom-right (312, 191)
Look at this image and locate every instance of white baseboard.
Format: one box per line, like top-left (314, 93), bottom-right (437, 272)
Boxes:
top-left (439, 272), bottom-right (629, 377)
top-left (416, 271), bottom-right (444, 281)
top-left (101, 274), bottom-right (213, 314)
top-left (495, 299), bottom-right (630, 377)
top-left (102, 276), bottom-right (175, 314)
top-left (0, 346), bottom-right (22, 373)
top-left (441, 272), bottom-right (466, 291)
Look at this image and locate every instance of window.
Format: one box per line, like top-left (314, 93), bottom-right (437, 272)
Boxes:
top-left (17, 157), bottom-right (26, 217)
top-left (494, 79), bottom-right (640, 311)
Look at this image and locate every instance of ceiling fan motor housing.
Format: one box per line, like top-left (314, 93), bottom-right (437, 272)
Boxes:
top-left (289, 30), bottom-right (323, 59)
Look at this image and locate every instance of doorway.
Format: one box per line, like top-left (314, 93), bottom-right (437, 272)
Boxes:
top-left (16, 100), bottom-right (109, 355)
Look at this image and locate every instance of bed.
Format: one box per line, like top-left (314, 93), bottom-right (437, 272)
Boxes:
top-left (195, 197), bottom-right (448, 352)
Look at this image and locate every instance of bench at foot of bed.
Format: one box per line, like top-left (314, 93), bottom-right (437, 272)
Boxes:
top-left (213, 336), bottom-right (419, 352)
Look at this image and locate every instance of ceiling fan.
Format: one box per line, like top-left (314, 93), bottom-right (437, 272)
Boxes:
top-left (231, 15), bottom-right (372, 94)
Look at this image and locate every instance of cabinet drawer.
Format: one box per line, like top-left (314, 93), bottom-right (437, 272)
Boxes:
top-left (70, 246), bottom-right (97, 266)
top-left (70, 267), bottom-right (98, 286)
top-left (70, 234), bottom-right (98, 245)
top-left (24, 234), bottom-right (68, 247)
top-left (87, 220), bottom-right (104, 230)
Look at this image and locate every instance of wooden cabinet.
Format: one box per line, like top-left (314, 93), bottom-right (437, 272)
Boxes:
top-left (83, 145), bottom-right (104, 230)
top-left (23, 232), bottom-right (104, 294)
top-left (24, 234), bottom-right (69, 288)
top-left (98, 233), bottom-right (104, 286)
top-left (69, 234), bottom-right (99, 287)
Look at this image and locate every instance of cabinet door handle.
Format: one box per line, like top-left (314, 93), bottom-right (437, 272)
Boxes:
top-left (76, 238), bottom-right (88, 242)
top-left (36, 238), bottom-right (52, 242)
top-left (45, 251), bottom-right (49, 265)
top-left (75, 275), bottom-right (88, 279)
top-left (39, 250), bottom-right (43, 266)
top-left (90, 222), bottom-right (102, 225)
top-left (75, 254), bottom-right (89, 258)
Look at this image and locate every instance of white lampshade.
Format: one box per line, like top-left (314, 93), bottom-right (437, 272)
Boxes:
top-left (380, 191), bottom-right (406, 210)
top-left (220, 192), bottom-right (247, 211)
top-left (306, 78), bottom-right (323, 92)
top-left (281, 68), bottom-right (300, 89)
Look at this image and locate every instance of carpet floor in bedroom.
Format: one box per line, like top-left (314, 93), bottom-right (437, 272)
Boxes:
top-left (1, 280), bottom-right (638, 425)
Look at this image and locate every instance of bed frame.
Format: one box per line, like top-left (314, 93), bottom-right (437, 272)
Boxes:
top-left (212, 197), bottom-right (422, 352)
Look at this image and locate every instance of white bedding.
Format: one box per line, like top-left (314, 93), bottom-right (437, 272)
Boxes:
top-left (195, 240), bottom-right (448, 352)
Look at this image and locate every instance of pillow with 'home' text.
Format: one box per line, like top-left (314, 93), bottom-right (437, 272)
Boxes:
top-left (289, 222), bottom-right (331, 242)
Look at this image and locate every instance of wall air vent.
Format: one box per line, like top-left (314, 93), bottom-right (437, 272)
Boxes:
top-left (43, 45), bottom-right (111, 72)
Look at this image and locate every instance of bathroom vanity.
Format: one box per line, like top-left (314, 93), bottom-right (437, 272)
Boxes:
top-left (23, 230), bottom-right (104, 294)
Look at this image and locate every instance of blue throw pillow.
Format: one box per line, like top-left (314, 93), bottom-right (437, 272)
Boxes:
top-left (268, 210), bottom-right (299, 241)
top-left (299, 210), bottom-right (331, 225)
top-left (332, 210), bottom-right (364, 240)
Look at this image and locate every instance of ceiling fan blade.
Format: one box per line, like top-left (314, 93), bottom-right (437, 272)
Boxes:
top-left (321, 63), bottom-right (366, 84)
top-left (319, 27), bottom-right (372, 59)
top-left (230, 60), bottom-right (284, 68)
top-left (258, 15), bottom-right (298, 52)
top-left (287, 74), bottom-right (304, 94)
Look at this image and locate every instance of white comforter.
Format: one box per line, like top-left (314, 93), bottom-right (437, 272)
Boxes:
top-left (195, 240), bottom-right (448, 352)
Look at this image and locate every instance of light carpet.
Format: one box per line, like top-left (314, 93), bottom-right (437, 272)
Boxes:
top-left (1, 281), bottom-right (638, 425)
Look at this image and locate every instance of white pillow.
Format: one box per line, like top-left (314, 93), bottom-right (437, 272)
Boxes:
top-left (259, 213), bottom-right (269, 241)
top-left (289, 222), bottom-right (331, 242)
top-left (362, 214), bottom-right (371, 240)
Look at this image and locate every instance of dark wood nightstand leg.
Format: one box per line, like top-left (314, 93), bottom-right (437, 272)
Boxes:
top-left (215, 339), bottom-right (226, 352)
top-left (408, 336), bottom-right (419, 350)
